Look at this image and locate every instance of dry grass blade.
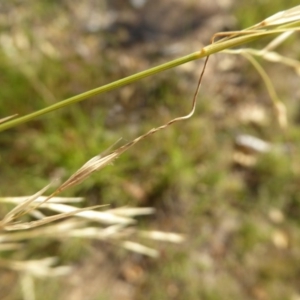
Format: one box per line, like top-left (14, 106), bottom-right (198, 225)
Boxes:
top-left (0, 257), bottom-right (71, 277)
top-left (28, 209), bottom-right (46, 220)
top-left (4, 205), bottom-right (104, 231)
top-left (68, 225), bottom-right (128, 240)
top-left (0, 114), bottom-right (18, 124)
top-left (106, 207), bottom-right (155, 217)
top-left (139, 230), bottom-right (185, 243)
top-left (40, 203), bottom-right (135, 225)
top-left (0, 196), bottom-right (84, 204)
top-left (121, 241), bottom-right (159, 258)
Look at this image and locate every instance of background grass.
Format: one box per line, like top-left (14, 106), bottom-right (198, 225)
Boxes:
top-left (1, 0), bottom-right (300, 299)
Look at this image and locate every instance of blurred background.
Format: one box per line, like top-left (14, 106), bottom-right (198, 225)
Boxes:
top-left (1, 0), bottom-right (300, 299)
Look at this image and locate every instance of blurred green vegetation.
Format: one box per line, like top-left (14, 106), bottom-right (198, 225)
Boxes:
top-left (1, 1), bottom-right (300, 299)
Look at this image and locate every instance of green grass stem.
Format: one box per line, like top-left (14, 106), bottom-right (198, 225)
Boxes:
top-left (0, 29), bottom-right (293, 132)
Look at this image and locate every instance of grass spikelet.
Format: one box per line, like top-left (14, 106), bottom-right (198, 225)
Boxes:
top-left (0, 183), bottom-right (53, 230)
top-left (258, 4), bottom-right (300, 26)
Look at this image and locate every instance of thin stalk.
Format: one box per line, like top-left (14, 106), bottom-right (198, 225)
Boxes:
top-left (0, 30), bottom-right (285, 132)
top-left (242, 52), bottom-right (280, 104)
